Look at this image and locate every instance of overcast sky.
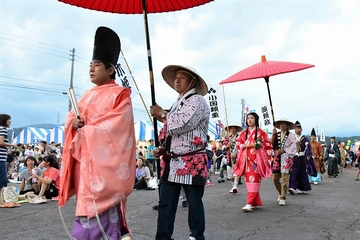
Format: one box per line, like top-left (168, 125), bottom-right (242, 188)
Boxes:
top-left (0, 0), bottom-right (359, 137)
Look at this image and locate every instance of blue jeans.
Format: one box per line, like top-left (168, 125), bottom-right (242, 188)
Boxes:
top-left (156, 182), bottom-right (205, 240)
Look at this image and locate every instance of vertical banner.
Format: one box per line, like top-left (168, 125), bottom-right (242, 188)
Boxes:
top-left (259, 104), bottom-right (272, 134)
top-left (320, 129), bottom-right (325, 142)
top-left (242, 106), bottom-right (249, 129)
top-left (207, 87), bottom-right (220, 119)
top-left (216, 120), bottom-right (224, 138)
top-left (206, 83), bottom-right (226, 138)
top-left (206, 84), bottom-right (226, 121)
top-left (118, 55), bottom-right (139, 97)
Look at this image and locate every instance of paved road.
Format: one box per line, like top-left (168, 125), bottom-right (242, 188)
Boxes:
top-left (1, 168), bottom-right (359, 240)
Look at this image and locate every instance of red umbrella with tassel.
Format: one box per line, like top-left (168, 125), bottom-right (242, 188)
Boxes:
top-left (57, 0), bottom-right (214, 177)
top-left (220, 55), bottom-right (315, 124)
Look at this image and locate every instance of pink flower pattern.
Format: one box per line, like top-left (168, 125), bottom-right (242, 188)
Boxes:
top-left (168, 153), bottom-right (208, 177)
top-left (193, 136), bottom-right (203, 146)
top-left (162, 153), bottom-right (208, 178)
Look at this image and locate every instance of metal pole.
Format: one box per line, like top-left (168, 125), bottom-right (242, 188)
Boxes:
top-left (316, 124), bottom-right (319, 142)
top-left (68, 48), bottom-right (75, 112)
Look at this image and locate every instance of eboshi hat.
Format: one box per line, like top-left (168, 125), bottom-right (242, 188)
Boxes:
top-left (161, 65), bottom-right (208, 96)
top-left (92, 26), bottom-right (121, 66)
top-left (274, 118), bottom-right (296, 130)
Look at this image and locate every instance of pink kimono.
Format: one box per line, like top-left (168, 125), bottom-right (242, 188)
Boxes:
top-left (59, 81), bottom-right (136, 238)
top-left (233, 127), bottom-right (272, 207)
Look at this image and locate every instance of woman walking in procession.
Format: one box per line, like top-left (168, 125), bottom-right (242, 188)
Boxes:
top-left (233, 112), bottom-right (272, 212)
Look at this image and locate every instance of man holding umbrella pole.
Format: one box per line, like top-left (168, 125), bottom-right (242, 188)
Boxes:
top-left (150, 65), bottom-right (210, 240)
top-left (271, 118), bottom-right (297, 206)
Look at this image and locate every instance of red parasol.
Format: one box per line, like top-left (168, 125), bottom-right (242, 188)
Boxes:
top-left (58, 0), bottom-right (213, 179)
top-left (220, 55), bottom-right (315, 124)
top-left (58, 0), bottom-right (213, 147)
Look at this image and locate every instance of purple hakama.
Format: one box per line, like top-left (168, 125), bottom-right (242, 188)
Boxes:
top-left (72, 205), bottom-right (126, 240)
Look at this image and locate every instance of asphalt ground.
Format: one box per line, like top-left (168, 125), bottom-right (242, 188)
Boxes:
top-left (1, 167), bottom-right (359, 240)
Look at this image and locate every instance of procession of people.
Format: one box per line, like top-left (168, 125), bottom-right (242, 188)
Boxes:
top-left (1, 26), bottom-right (360, 240)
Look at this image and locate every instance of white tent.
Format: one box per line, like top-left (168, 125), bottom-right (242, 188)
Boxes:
top-left (134, 120), bottom-right (220, 141)
top-left (14, 127), bottom-right (50, 144)
top-left (134, 120), bottom-right (163, 141)
top-left (44, 126), bottom-right (65, 144)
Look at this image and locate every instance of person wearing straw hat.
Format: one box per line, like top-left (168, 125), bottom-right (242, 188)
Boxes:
top-left (233, 112), bottom-right (272, 212)
top-left (308, 128), bottom-right (325, 184)
top-left (271, 118), bottom-right (297, 206)
top-left (150, 65), bottom-right (210, 240)
top-left (223, 123), bottom-right (243, 193)
top-left (59, 26), bottom-right (136, 240)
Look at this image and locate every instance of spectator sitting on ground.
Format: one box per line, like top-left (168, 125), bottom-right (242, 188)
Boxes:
top-left (24, 145), bottom-right (34, 158)
top-left (36, 157), bottom-right (43, 168)
top-left (19, 156), bottom-right (42, 194)
top-left (134, 157), bottom-right (154, 190)
top-left (55, 144), bottom-right (62, 163)
top-left (50, 141), bottom-right (56, 150)
top-left (27, 155), bottom-right (60, 204)
top-left (40, 141), bottom-right (52, 156)
top-left (50, 150), bottom-right (58, 162)
top-left (34, 146), bottom-right (42, 160)
top-left (15, 143), bottom-right (24, 162)
top-left (144, 159), bottom-right (155, 178)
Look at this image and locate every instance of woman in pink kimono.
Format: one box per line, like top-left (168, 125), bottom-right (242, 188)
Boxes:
top-left (59, 27), bottom-right (136, 240)
top-left (233, 112), bottom-right (272, 212)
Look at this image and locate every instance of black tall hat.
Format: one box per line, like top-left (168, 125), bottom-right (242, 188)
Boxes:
top-left (295, 121), bottom-right (302, 128)
top-left (311, 128), bottom-right (316, 136)
top-left (92, 26), bottom-right (121, 66)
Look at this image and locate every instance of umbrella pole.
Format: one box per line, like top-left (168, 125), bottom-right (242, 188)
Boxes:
top-left (120, 50), bottom-right (153, 125)
top-left (221, 84), bottom-right (230, 138)
top-left (142, 0), bottom-right (161, 178)
top-left (264, 77), bottom-right (276, 125)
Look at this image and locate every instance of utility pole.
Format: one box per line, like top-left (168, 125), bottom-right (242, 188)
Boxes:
top-left (316, 124), bottom-right (319, 141)
top-left (241, 99), bottom-right (245, 127)
top-left (68, 48), bottom-right (75, 112)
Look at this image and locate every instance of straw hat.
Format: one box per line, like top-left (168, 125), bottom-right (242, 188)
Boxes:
top-left (225, 123), bottom-right (243, 132)
top-left (274, 118), bottom-right (296, 130)
top-left (161, 65), bottom-right (208, 96)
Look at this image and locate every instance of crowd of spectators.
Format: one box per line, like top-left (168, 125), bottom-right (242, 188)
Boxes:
top-left (6, 141), bottom-right (62, 181)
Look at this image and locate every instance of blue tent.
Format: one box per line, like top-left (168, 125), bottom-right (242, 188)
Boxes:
top-left (134, 120), bottom-right (163, 141)
top-left (14, 127), bottom-right (50, 144)
top-left (44, 126), bottom-right (65, 144)
top-left (134, 120), bottom-right (220, 141)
